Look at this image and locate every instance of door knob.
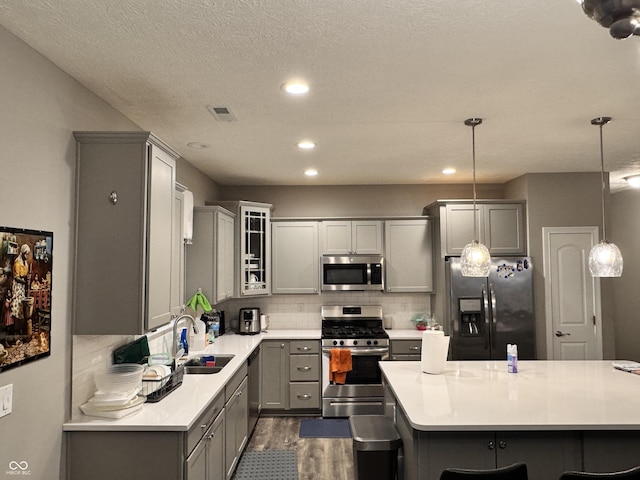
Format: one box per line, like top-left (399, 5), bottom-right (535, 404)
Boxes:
top-left (555, 331), bottom-right (571, 337)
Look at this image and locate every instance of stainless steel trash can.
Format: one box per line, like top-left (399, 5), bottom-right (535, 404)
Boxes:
top-left (349, 415), bottom-right (402, 480)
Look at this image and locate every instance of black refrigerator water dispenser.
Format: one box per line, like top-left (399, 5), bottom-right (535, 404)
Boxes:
top-left (458, 298), bottom-right (483, 336)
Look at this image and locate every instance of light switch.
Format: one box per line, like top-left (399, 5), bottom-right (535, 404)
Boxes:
top-left (0, 384), bottom-right (12, 417)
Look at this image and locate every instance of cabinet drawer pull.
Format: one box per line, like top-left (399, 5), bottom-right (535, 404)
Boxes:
top-left (297, 366), bottom-right (312, 371)
top-left (488, 441), bottom-right (495, 450)
top-left (409, 346), bottom-right (421, 351)
top-left (297, 394), bottom-right (312, 400)
top-left (207, 432), bottom-right (216, 440)
top-left (499, 441), bottom-right (507, 449)
top-left (297, 346), bottom-right (311, 351)
top-left (201, 424), bottom-right (208, 429)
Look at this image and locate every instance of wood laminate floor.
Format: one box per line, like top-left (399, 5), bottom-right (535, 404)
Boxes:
top-left (238, 416), bottom-right (355, 480)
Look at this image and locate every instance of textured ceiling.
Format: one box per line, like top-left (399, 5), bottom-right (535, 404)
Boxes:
top-left (1, 0), bottom-right (640, 188)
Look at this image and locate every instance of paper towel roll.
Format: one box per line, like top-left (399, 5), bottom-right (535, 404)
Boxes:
top-left (421, 330), bottom-right (450, 375)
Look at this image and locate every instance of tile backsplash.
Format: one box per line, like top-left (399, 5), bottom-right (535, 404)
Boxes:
top-left (70, 291), bottom-right (430, 417)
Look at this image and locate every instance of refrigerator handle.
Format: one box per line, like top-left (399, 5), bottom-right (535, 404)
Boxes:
top-left (482, 284), bottom-right (490, 351)
top-left (490, 283), bottom-right (497, 350)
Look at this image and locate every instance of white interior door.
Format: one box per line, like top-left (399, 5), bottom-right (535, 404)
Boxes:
top-left (543, 227), bottom-right (602, 360)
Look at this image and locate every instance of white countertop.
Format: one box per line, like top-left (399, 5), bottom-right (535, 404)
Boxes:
top-left (386, 329), bottom-right (424, 340)
top-left (381, 360), bottom-right (640, 432)
top-left (63, 330), bottom-right (320, 432)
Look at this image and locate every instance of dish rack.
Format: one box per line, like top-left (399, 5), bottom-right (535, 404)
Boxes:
top-left (142, 364), bottom-right (184, 403)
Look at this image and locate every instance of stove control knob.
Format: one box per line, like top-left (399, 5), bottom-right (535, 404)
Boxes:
top-left (333, 340), bottom-right (338, 346)
top-left (367, 340), bottom-right (372, 346)
top-left (373, 340), bottom-right (378, 345)
top-left (339, 340), bottom-right (344, 346)
top-left (353, 341), bottom-right (358, 346)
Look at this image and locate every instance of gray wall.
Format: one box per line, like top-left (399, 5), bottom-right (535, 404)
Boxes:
top-left (0, 26), bottom-right (218, 479)
top-left (0, 26), bottom-right (140, 479)
top-left (610, 189), bottom-right (640, 361)
top-left (219, 184), bottom-right (505, 217)
top-left (505, 173), bottom-right (615, 359)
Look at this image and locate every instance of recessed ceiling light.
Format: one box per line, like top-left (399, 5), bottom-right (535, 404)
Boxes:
top-left (282, 81), bottom-right (309, 95)
top-left (297, 141), bottom-right (316, 150)
top-left (625, 175), bottom-right (640, 187)
top-left (442, 168), bottom-right (456, 175)
top-left (304, 169), bottom-right (318, 177)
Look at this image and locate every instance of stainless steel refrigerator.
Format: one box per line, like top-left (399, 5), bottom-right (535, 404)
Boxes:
top-left (446, 257), bottom-right (536, 360)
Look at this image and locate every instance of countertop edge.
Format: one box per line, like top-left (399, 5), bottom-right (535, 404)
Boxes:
top-left (63, 330), bottom-right (321, 432)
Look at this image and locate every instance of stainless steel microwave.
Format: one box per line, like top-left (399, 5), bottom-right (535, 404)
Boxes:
top-left (321, 255), bottom-right (384, 291)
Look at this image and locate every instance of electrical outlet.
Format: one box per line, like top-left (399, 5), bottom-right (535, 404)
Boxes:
top-left (0, 384), bottom-right (12, 418)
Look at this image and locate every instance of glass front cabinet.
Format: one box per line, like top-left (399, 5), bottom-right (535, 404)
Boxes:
top-left (241, 204), bottom-right (271, 296)
top-left (216, 201), bottom-right (272, 297)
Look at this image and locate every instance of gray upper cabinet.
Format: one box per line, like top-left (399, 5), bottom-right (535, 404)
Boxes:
top-left (384, 218), bottom-right (433, 292)
top-left (186, 206), bottom-right (236, 306)
top-left (441, 201), bottom-right (526, 256)
top-left (272, 221), bottom-right (319, 295)
top-left (171, 184), bottom-right (186, 316)
top-left (73, 132), bottom-right (179, 334)
top-left (320, 220), bottom-right (383, 255)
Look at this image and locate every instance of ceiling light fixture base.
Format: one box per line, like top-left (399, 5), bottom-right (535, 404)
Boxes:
top-left (581, 0), bottom-right (640, 39)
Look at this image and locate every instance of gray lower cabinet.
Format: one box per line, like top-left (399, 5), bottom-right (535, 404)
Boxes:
top-left (262, 340), bottom-right (289, 409)
top-left (261, 340), bottom-right (321, 412)
top-left (390, 339), bottom-right (422, 361)
top-left (66, 393), bottom-right (225, 480)
top-left (582, 431), bottom-right (640, 472)
top-left (289, 340), bottom-right (320, 410)
top-left (73, 131), bottom-right (180, 334)
top-left (186, 411), bottom-right (225, 480)
top-left (396, 407), bottom-right (582, 480)
top-left (225, 366), bottom-right (249, 480)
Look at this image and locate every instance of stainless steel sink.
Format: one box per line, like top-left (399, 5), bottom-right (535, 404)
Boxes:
top-left (183, 354), bottom-right (235, 374)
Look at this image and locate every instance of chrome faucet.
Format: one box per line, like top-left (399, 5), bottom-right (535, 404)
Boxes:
top-left (171, 313), bottom-right (199, 358)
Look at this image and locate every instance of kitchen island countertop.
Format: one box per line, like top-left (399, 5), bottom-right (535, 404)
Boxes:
top-left (386, 329), bottom-right (424, 340)
top-left (63, 329), bottom-right (320, 432)
top-left (381, 360), bottom-right (640, 432)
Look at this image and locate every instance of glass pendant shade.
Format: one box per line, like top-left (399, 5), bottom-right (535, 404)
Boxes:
top-left (460, 240), bottom-right (492, 277)
top-left (588, 240), bottom-right (623, 277)
top-left (588, 117), bottom-right (623, 278)
top-left (461, 117), bottom-right (491, 277)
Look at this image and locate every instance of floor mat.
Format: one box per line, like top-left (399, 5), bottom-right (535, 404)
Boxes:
top-left (299, 418), bottom-right (352, 438)
top-left (234, 450), bottom-right (298, 480)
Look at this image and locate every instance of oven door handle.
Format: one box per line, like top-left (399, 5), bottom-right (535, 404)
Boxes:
top-left (322, 347), bottom-right (390, 356)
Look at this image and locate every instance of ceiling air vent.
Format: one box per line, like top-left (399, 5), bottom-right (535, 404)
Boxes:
top-left (206, 105), bottom-right (238, 122)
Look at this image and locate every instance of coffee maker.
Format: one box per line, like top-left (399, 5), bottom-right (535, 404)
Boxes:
top-left (238, 308), bottom-right (261, 335)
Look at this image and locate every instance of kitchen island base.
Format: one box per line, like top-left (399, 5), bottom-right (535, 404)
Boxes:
top-left (382, 361), bottom-right (640, 480)
top-left (395, 406), bottom-right (583, 480)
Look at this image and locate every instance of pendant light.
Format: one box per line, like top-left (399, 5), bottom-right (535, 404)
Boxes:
top-left (588, 116), bottom-right (623, 277)
top-left (460, 118), bottom-right (491, 277)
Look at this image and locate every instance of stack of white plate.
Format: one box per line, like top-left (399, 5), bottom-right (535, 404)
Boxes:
top-left (81, 364), bottom-right (146, 419)
top-left (80, 387), bottom-right (145, 418)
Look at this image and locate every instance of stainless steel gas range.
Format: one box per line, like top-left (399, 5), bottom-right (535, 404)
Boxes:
top-left (321, 305), bottom-right (389, 417)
